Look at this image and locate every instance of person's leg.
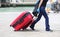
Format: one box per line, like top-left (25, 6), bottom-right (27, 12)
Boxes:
top-left (30, 12), bottom-right (42, 30)
top-left (41, 7), bottom-right (50, 31)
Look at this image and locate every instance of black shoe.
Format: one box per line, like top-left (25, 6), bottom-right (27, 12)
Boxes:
top-left (30, 26), bottom-right (35, 30)
top-left (46, 29), bottom-right (53, 32)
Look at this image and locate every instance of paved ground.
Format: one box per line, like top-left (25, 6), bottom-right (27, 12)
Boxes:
top-left (0, 6), bottom-right (60, 37)
top-left (0, 11), bottom-right (60, 37)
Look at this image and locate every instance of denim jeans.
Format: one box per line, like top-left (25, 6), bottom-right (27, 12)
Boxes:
top-left (30, 6), bottom-right (50, 30)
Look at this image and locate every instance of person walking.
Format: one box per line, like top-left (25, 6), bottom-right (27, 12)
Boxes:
top-left (30, 0), bottom-right (52, 31)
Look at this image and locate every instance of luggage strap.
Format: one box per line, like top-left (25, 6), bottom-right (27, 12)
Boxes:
top-left (12, 12), bottom-right (31, 27)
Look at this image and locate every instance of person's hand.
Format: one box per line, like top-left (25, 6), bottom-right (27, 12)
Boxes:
top-left (37, 8), bottom-right (40, 12)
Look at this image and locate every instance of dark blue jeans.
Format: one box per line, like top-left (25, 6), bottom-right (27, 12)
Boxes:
top-left (30, 6), bottom-right (50, 30)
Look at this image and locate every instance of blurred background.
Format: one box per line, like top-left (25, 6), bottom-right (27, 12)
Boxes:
top-left (0, 0), bottom-right (60, 13)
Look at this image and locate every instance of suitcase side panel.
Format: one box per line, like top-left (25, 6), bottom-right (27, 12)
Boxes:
top-left (14, 14), bottom-right (33, 31)
top-left (12, 12), bottom-right (31, 27)
top-left (10, 12), bottom-right (27, 26)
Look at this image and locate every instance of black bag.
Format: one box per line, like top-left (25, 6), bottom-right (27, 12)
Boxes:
top-left (32, 0), bottom-right (40, 16)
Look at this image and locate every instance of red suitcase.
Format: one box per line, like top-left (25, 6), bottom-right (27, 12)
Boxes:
top-left (10, 11), bottom-right (34, 31)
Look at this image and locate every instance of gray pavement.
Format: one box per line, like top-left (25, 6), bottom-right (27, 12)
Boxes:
top-left (0, 12), bottom-right (60, 37)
